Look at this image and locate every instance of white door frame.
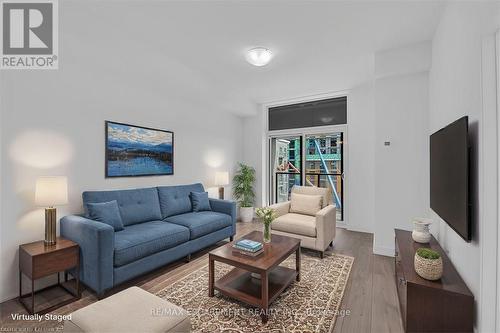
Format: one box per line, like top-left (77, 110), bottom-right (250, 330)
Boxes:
top-left (496, 29), bottom-right (500, 333)
top-left (263, 90), bottom-right (350, 227)
top-left (478, 30), bottom-right (499, 333)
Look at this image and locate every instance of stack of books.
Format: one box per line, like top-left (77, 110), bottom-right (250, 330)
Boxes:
top-left (232, 239), bottom-right (263, 257)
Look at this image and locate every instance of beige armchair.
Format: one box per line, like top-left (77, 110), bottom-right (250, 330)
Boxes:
top-left (269, 186), bottom-right (336, 258)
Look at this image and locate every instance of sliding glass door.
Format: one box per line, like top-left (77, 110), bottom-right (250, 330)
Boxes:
top-left (270, 136), bottom-right (302, 203)
top-left (269, 129), bottom-right (345, 222)
top-left (304, 132), bottom-right (344, 221)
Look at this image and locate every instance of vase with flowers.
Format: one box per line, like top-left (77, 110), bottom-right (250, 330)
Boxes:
top-left (255, 207), bottom-right (276, 243)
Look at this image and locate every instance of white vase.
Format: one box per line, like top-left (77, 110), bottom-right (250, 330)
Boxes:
top-left (240, 207), bottom-right (254, 222)
top-left (412, 218), bottom-right (432, 243)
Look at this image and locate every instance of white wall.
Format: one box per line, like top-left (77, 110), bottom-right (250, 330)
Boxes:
top-left (242, 107), bottom-right (266, 207)
top-left (0, 10), bottom-right (244, 303)
top-left (241, 43), bottom-right (430, 239)
top-left (372, 71), bottom-right (430, 255)
top-left (346, 82), bottom-right (375, 233)
top-left (429, 2), bottom-right (500, 331)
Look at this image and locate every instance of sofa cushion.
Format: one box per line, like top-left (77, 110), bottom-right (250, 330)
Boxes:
top-left (190, 191), bottom-right (211, 212)
top-left (290, 193), bottom-right (323, 216)
top-left (157, 183), bottom-right (205, 218)
top-left (164, 211), bottom-right (231, 239)
top-left (114, 221), bottom-right (189, 267)
top-left (87, 200), bottom-right (124, 231)
top-left (83, 187), bottom-right (162, 226)
top-left (271, 213), bottom-right (317, 237)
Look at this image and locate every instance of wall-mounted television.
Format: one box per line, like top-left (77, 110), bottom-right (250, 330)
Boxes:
top-left (430, 116), bottom-right (471, 242)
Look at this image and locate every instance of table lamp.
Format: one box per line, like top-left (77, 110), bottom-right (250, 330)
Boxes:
top-left (35, 176), bottom-right (68, 246)
top-left (215, 171), bottom-right (229, 200)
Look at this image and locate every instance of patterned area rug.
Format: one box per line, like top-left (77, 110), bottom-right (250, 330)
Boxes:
top-left (156, 252), bottom-right (354, 333)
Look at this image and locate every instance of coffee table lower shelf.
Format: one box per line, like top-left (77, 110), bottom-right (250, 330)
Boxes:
top-left (213, 266), bottom-right (297, 320)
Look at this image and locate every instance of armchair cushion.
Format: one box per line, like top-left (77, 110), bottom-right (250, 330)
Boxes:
top-left (268, 201), bottom-right (290, 218)
top-left (292, 185), bottom-right (331, 208)
top-left (271, 213), bottom-right (316, 237)
top-left (290, 193), bottom-right (323, 216)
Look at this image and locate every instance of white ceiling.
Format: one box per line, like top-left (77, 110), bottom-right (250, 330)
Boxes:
top-left (64, 1), bottom-right (445, 116)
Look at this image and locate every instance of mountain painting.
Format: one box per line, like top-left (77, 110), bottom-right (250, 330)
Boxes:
top-left (105, 121), bottom-right (173, 177)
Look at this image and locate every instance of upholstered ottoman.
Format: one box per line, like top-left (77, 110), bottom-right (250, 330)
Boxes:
top-left (64, 287), bottom-right (190, 332)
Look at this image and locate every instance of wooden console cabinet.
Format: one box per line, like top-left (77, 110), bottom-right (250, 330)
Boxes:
top-left (395, 229), bottom-right (474, 332)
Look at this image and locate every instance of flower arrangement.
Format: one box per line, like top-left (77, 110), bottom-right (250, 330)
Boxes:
top-left (255, 207), bottom-right (277, 243)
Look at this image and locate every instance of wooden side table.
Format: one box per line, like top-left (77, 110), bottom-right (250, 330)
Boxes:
top-left (19, 237), bottom-right (81, 314)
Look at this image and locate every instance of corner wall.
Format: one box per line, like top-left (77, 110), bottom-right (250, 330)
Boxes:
top-left (372, 71), bottom-right (430, 255)
top-left (0, 15), bottom-right (244, 303)
top-left (429, 2), bottom-right (500, 331)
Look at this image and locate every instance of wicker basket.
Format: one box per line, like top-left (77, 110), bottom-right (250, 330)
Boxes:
top-left (414, 254), bottom-right (443, 280)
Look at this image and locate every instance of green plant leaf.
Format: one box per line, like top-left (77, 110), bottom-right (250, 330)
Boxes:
top-left (416, 248), bottom-right (440, 260)
top-left (232, 163), bottom-right (256, 207)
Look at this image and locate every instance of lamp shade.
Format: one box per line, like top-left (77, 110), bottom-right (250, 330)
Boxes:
top-left (35, 176), bottom-right (68, 207)
top-left (215, 171), bottom-right (229, 186)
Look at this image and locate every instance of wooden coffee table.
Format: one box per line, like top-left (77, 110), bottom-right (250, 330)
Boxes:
top-left (208, 230), bottom-right (301, 323)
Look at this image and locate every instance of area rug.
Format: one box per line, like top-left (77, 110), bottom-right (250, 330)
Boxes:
top-left (156, 252), bottom-right (354, 333)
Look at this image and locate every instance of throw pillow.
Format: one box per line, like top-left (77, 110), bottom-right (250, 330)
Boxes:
top-left (290, 192), bottom-right (323, 216)
top-left (190, 191), bottom-right (212, 212)
top-left (87, 200), bottom-right (124, 231)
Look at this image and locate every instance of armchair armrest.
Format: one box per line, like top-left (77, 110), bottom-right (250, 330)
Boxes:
top-left (315, 205), bottom-right (336, 251)
top-left (60, 215), bottom-right (114, 295)
top-left (268, 201), bottom-right (291, 218)
top-left (209, 199), bottom-right (237, 235)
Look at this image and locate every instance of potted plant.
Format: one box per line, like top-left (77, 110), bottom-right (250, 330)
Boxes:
top-left (414, 248), bottom-right (443, 281)
top-left (233, 163), bottom-right (256, 222)
top-left (255, 207), bottom-right (276, 243)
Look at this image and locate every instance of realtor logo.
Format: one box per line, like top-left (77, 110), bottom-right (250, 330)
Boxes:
top-left (1, 0), bottom-right (58, 69)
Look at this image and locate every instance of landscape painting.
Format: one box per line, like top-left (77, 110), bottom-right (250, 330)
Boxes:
top-left (105, 121), bottom-right (173, 177)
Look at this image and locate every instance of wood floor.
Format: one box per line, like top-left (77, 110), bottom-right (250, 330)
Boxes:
top-left (0, 222), bottom-right (403, 332)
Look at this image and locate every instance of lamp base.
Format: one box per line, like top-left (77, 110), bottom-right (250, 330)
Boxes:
top-left (218, 187), bottom-right (224, 200)
top-left (44, 207), bottom-right (57, 246)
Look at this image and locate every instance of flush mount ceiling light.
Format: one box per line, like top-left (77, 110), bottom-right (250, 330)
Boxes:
top-left (245, 47), bottom-right (273, 67)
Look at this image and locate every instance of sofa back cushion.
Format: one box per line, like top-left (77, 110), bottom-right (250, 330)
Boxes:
top-left (83, 187), bottom-right (162, 226)
top-left (157, 183), bottom-right (205, 218)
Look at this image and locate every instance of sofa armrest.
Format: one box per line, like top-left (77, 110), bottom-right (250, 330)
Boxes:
top-left (268, 201), bottom-right (291, 218)
top-left (315, 205), bottom-right (336, 251)
top-left (209, 199), bottom-right (237, 235)
top-left (60, 215), bottom-right (114, 295)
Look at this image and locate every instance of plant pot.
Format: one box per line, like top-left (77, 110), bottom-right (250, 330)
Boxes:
top-left (240, 207), bottom-right (254, 222)
top-left (414, 254), bottom-right (443, 280)
top-left (412, 218), bottom-right (432, 243)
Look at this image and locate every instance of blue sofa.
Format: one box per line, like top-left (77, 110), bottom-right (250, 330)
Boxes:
top-left (60, 183), bottom-right (236, 296)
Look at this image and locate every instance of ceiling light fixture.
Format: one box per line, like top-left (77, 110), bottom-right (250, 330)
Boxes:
top-left (245, 47), bottom-right (273, 67)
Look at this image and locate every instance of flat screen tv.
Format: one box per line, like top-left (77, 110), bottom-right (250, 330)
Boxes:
top-left (430, 116), bottom-right (471, 242)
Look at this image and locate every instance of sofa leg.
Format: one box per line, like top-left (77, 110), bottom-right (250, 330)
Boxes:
top-left (230, 236), bottom-right (234, 242)
top-left (320, 251), bottom-right (324, 259)
top-left (97, 291), bottom-right (106, 300)
top-left (185, 254), bottom-right (191, 263)
top-left (329, 241), bottom-right (334, 248)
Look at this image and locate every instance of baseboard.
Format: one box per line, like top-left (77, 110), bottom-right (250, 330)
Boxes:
top-left (346, 224), bottom-right (373, 234)
top-left (373, 245), bottom-right (395, 257)
top-left (336, 221), bottom-right (347, 229)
